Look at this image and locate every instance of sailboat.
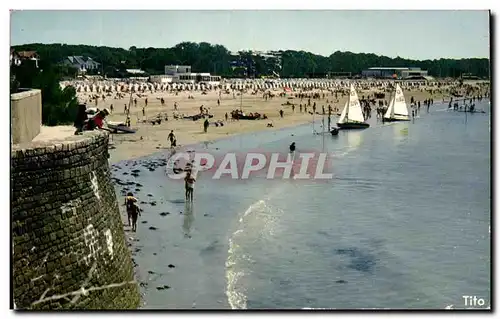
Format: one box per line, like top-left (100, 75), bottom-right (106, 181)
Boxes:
top-left (337, 84), bottom-right (370, 129)
top-left (383, 83), bottom-right (410, 122)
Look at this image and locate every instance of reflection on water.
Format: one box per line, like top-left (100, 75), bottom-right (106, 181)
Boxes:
top-left (183, 202), bottom-right (195, 238)
top-left (345, 130), bottom-right (363, 151)
top-left (393, 122), bottom-right (410, 147)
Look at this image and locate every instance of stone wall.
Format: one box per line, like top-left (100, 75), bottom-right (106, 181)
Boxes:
top-left (11, 89), bottom-right (42, 144)
top-left (11, 130), bottom-right (140, 310)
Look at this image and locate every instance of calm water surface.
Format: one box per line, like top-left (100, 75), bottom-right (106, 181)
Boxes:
top-left (112, 100), bottom-right (490, 309)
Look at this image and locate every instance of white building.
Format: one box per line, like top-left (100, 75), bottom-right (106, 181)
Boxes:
top-left (163, 65), bottom-right (221, 85)
top-left (174, 73), bottom-right (221, 85)
top-left (165, 65), bottom-right (191, 75)
top-left (149, 75), bottom-right (173, 84)
top-left (361, 67), bottom-right (428, 79)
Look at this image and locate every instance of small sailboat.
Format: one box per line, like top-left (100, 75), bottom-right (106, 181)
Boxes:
top-left (337, 84), bottom-right (370, 129)
top-left (383, 83), bottom-right (410, 122)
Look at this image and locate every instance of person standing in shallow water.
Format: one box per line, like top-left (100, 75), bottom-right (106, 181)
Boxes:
top-left (184, 171), bottom-right (196, 202)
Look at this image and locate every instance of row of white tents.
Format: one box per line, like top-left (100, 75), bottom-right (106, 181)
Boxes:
top-left (61, 78), bottom-right (458, 94)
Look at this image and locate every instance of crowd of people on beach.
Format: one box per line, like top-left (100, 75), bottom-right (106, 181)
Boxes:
top-left (68, 76), bottom-right (489, 235)
top-left (61, 77), bottom-right (471, 99)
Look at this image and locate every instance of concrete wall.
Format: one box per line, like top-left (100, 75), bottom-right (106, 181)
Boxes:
top-left (11, 89), bottom-right (42, 145)
top-left (11, 130), bottom-right (140, 310)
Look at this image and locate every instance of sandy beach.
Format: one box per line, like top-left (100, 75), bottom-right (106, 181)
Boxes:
top-left (71, 81), bottom-right (483, 164)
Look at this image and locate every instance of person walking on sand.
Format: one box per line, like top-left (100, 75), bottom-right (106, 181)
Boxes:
top-left (131, 203), bottom-right (141, 232)
top-left (184, 171), bottom-right (196, 202)
top-left (203, 118), bottom-right (209, 133)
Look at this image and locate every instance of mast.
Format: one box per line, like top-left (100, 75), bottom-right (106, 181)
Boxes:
top-left (322, 113), bottom-right (325, 151)
top-left (322, 112), bottom-right (325, 133)
top-left (384, 82), bottom-right (394, 119)
top-left (346, 88), bottom-right (349, 122)
top-left (345, 85), bottom-right (350, 123)
top-left (328, 107), bottom-right (331, 131)
top-left (312, 111), bottom-right (315, 134)
top-left (465, 102), bottom-right (468, 124)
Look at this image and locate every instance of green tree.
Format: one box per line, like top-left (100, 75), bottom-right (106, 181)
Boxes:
top-left (11, 42), bottom-right (490, 79)
top-left (11, 60), bottom-right (78, 126)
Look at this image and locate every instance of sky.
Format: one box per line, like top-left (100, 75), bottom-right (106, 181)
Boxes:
top-left (10, 10), bottom-right (490, 60)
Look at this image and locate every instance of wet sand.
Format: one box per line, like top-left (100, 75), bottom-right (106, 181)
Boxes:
top-left (110, 146), bottom-right (234, 309)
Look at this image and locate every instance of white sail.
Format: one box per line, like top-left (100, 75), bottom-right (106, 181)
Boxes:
top-left (393, 84), bottom-right (409, 117)
top-left (384, 93), bottom-right (395, 119)
top-left (384, 83), bottom-right (409, 120)
top-left (338, 100), bottom-right (349, 124)
top-left (346, 84), bottom-right (365, 123)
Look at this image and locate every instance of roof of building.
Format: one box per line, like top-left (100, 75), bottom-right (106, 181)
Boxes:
top-left (176, 72), bottom-right (213, 76)
top-left (368, 67), bottom-right (411, 70)
top-left (165, 65), bottom-right (191, 68)
top-left (66, 56), bottom-right (100, 65)
top-left (126, 69), bottom-right (146, 74)
top-left (17, 51), bottom-right (39, 59)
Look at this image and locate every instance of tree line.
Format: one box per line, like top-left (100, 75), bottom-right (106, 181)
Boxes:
top-left (12, 42), bottom-right (490, 79)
